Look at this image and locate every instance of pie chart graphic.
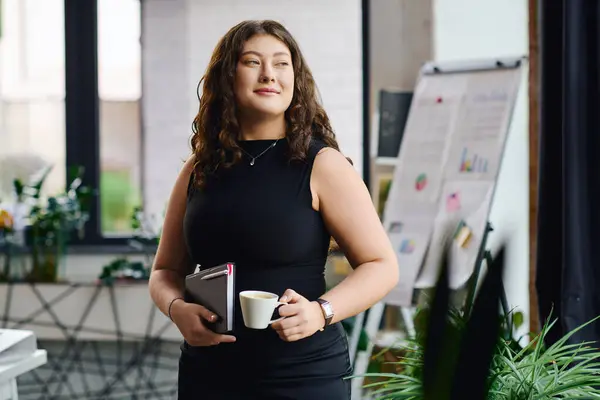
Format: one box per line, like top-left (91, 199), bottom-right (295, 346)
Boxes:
top-left (415, 173), bottom-right (427, 191)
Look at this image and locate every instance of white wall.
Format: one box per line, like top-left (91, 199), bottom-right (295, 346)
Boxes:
top-left (433, 0), bottom-right (530, 333)
top-left (370, 0), bottom-right (433, 108)
top-left (142, 0), bottom-right (363, 217)
top-left (141, 0), bottom-right (191, 217)
top-left (368, 0), bottom-right (433, 198)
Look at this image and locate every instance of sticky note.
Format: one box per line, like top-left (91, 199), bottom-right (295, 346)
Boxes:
top-left (456, 225), bottom-right (472, 248)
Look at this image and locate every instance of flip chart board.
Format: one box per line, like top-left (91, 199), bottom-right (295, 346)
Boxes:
top-left (381, 57), bottom-right (525, 306)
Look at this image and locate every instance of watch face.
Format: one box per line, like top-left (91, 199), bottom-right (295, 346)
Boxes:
top-left (322, 302), bottom-right (334, 318)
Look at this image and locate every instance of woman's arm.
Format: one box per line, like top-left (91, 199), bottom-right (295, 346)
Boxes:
top-left (312, 148), bottom-right (399, 324)
top-left (149, 157), bottom-right (235, 346)
top-left (149, 157), bottom-right (236, 345)
top-left (148, 157), bottom-right (195, 317)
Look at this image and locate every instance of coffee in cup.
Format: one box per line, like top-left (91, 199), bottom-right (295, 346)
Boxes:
top-left (245, 293), bottom-right (274, 300)
top-left (239, 290), bottom-right (286, 329)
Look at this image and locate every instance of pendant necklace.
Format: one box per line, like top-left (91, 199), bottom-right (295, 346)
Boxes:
top-left (240, 139), bottom-right (280, 166)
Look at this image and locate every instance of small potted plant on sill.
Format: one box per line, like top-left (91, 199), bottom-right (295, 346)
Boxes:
top-left (1, 167), bottom-right (45, 281)
top-left (0, 207), bottom-right (15, 282)
top-left (22, 165), bottom-right (93, 282)
top-left (97, 206), bottom-right (162, 285)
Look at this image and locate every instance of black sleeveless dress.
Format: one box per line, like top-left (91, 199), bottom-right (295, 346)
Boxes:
top-left (179, 138), bottom-right (352, 399)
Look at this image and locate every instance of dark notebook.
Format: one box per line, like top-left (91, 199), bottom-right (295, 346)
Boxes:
top-left (184, 262), bottom-right (235, 333)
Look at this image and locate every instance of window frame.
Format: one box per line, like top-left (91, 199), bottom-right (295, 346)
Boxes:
top-left (65, 0), bottom-right (135, 248)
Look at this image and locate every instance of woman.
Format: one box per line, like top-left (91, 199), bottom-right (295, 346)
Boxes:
top-left (149, 20), bottom-right (399, 399)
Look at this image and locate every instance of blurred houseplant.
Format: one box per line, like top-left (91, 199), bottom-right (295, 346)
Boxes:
top-left (22, 165), bottom-right (93, 282)
top-left (358, 245), bottom-right (600, 399)
top-left (98, 206), bottom-right (162, 285)
top-left (0, 207), bottom-right (15, 281)
top-left (0, 153), bottom-right (51, 281)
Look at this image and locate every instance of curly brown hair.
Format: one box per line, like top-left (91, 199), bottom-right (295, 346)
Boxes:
top-left (190, 19), bottom-right (345, 187)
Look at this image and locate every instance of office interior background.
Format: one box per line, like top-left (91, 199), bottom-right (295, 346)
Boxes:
top-left (3, 0), bottom-right (597, 399)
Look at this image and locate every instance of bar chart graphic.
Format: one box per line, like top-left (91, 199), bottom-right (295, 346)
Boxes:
top-left (399, 239), bottom-right (415, 254)
top-left (459, 147), bottom-right (488, 173)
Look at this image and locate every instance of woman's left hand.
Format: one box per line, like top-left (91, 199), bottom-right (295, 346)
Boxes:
top-left (270, 289), bottom-right (325, 342)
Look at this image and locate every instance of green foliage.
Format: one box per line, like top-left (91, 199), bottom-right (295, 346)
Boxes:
top-left (357, 244), bottom-right (600, 400)
top-left (129, 205), bottom-right (162, 246)
top-left (488, 315), bottom-right (600, 399)
top-left (364, 311), bottom-right (600, 399)
top-left (27, 165), bottom-right (93, 240)
top-left (98, 206), bottom-right (162, 285)
top-left (98, 257), bottom-right (149, 286)
top-left (100, 170), bottom-right (140, 233)
top-left (24, 165), bottom-right (93, 281)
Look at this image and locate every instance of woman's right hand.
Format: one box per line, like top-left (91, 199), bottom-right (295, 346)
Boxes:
top-left (170, 299), bottom-right (236, 346)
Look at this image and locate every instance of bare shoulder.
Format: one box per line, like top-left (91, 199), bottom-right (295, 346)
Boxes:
top-left (168, 155), bottom-right (195, 196)
top-left (313, 147), bottom-right (355, 177)
top-left (182, 154), bottom-right (196, 174)
top-left (310, 145), bottom-right (392, 269)
top-left (310, 147), bottom-right (361, 211)
top-left (166, 153), bottom-right (196, 217)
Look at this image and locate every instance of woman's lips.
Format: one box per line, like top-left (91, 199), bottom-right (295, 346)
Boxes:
top-left (254, 88), bottom-right (280, 95)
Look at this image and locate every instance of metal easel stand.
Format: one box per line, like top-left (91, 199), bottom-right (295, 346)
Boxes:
top-left (463, 222), bottom-right (494, 317)
top-left (463, 222), bottom-right (510, 322)
top-left (350, 301), bottom-right (385, 400)
top-left (350, 296), bottom-right (416, 399)
top-left (347, 312), bottom-right (366, 365)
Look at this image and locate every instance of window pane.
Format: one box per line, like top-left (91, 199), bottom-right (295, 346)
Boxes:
top-left (0, 0), bottom-right (66, 199)
top-left (98, 0), bottom-right (142, 235)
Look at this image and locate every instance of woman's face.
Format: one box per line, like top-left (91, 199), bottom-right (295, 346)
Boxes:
top-left (234, 34), bottom-right (294, 118)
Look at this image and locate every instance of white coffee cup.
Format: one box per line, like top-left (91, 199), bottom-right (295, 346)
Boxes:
top-left (239, 290), bottom-right (286, 329)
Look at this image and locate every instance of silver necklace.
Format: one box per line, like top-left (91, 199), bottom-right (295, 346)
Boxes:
top-left (240, 139), bottom-right (280, 166)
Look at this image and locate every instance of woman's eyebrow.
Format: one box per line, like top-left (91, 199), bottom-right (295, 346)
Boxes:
top-left (240, 50), bottom-right (290, 58)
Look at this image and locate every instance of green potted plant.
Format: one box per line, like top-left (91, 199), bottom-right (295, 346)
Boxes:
top-left (23, 165), bottom-right (93, 282)
top-left (357, 245), bottom-right (600, 399)
top-left (0, 206), bottom-right (15, 281)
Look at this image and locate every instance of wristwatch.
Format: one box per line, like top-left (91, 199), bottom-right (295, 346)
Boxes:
top-left (315, 298), bottom-right (334, 330)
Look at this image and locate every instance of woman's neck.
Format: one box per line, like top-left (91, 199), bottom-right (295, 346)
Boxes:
top-left (238, 114), bottom-right (286, 141)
